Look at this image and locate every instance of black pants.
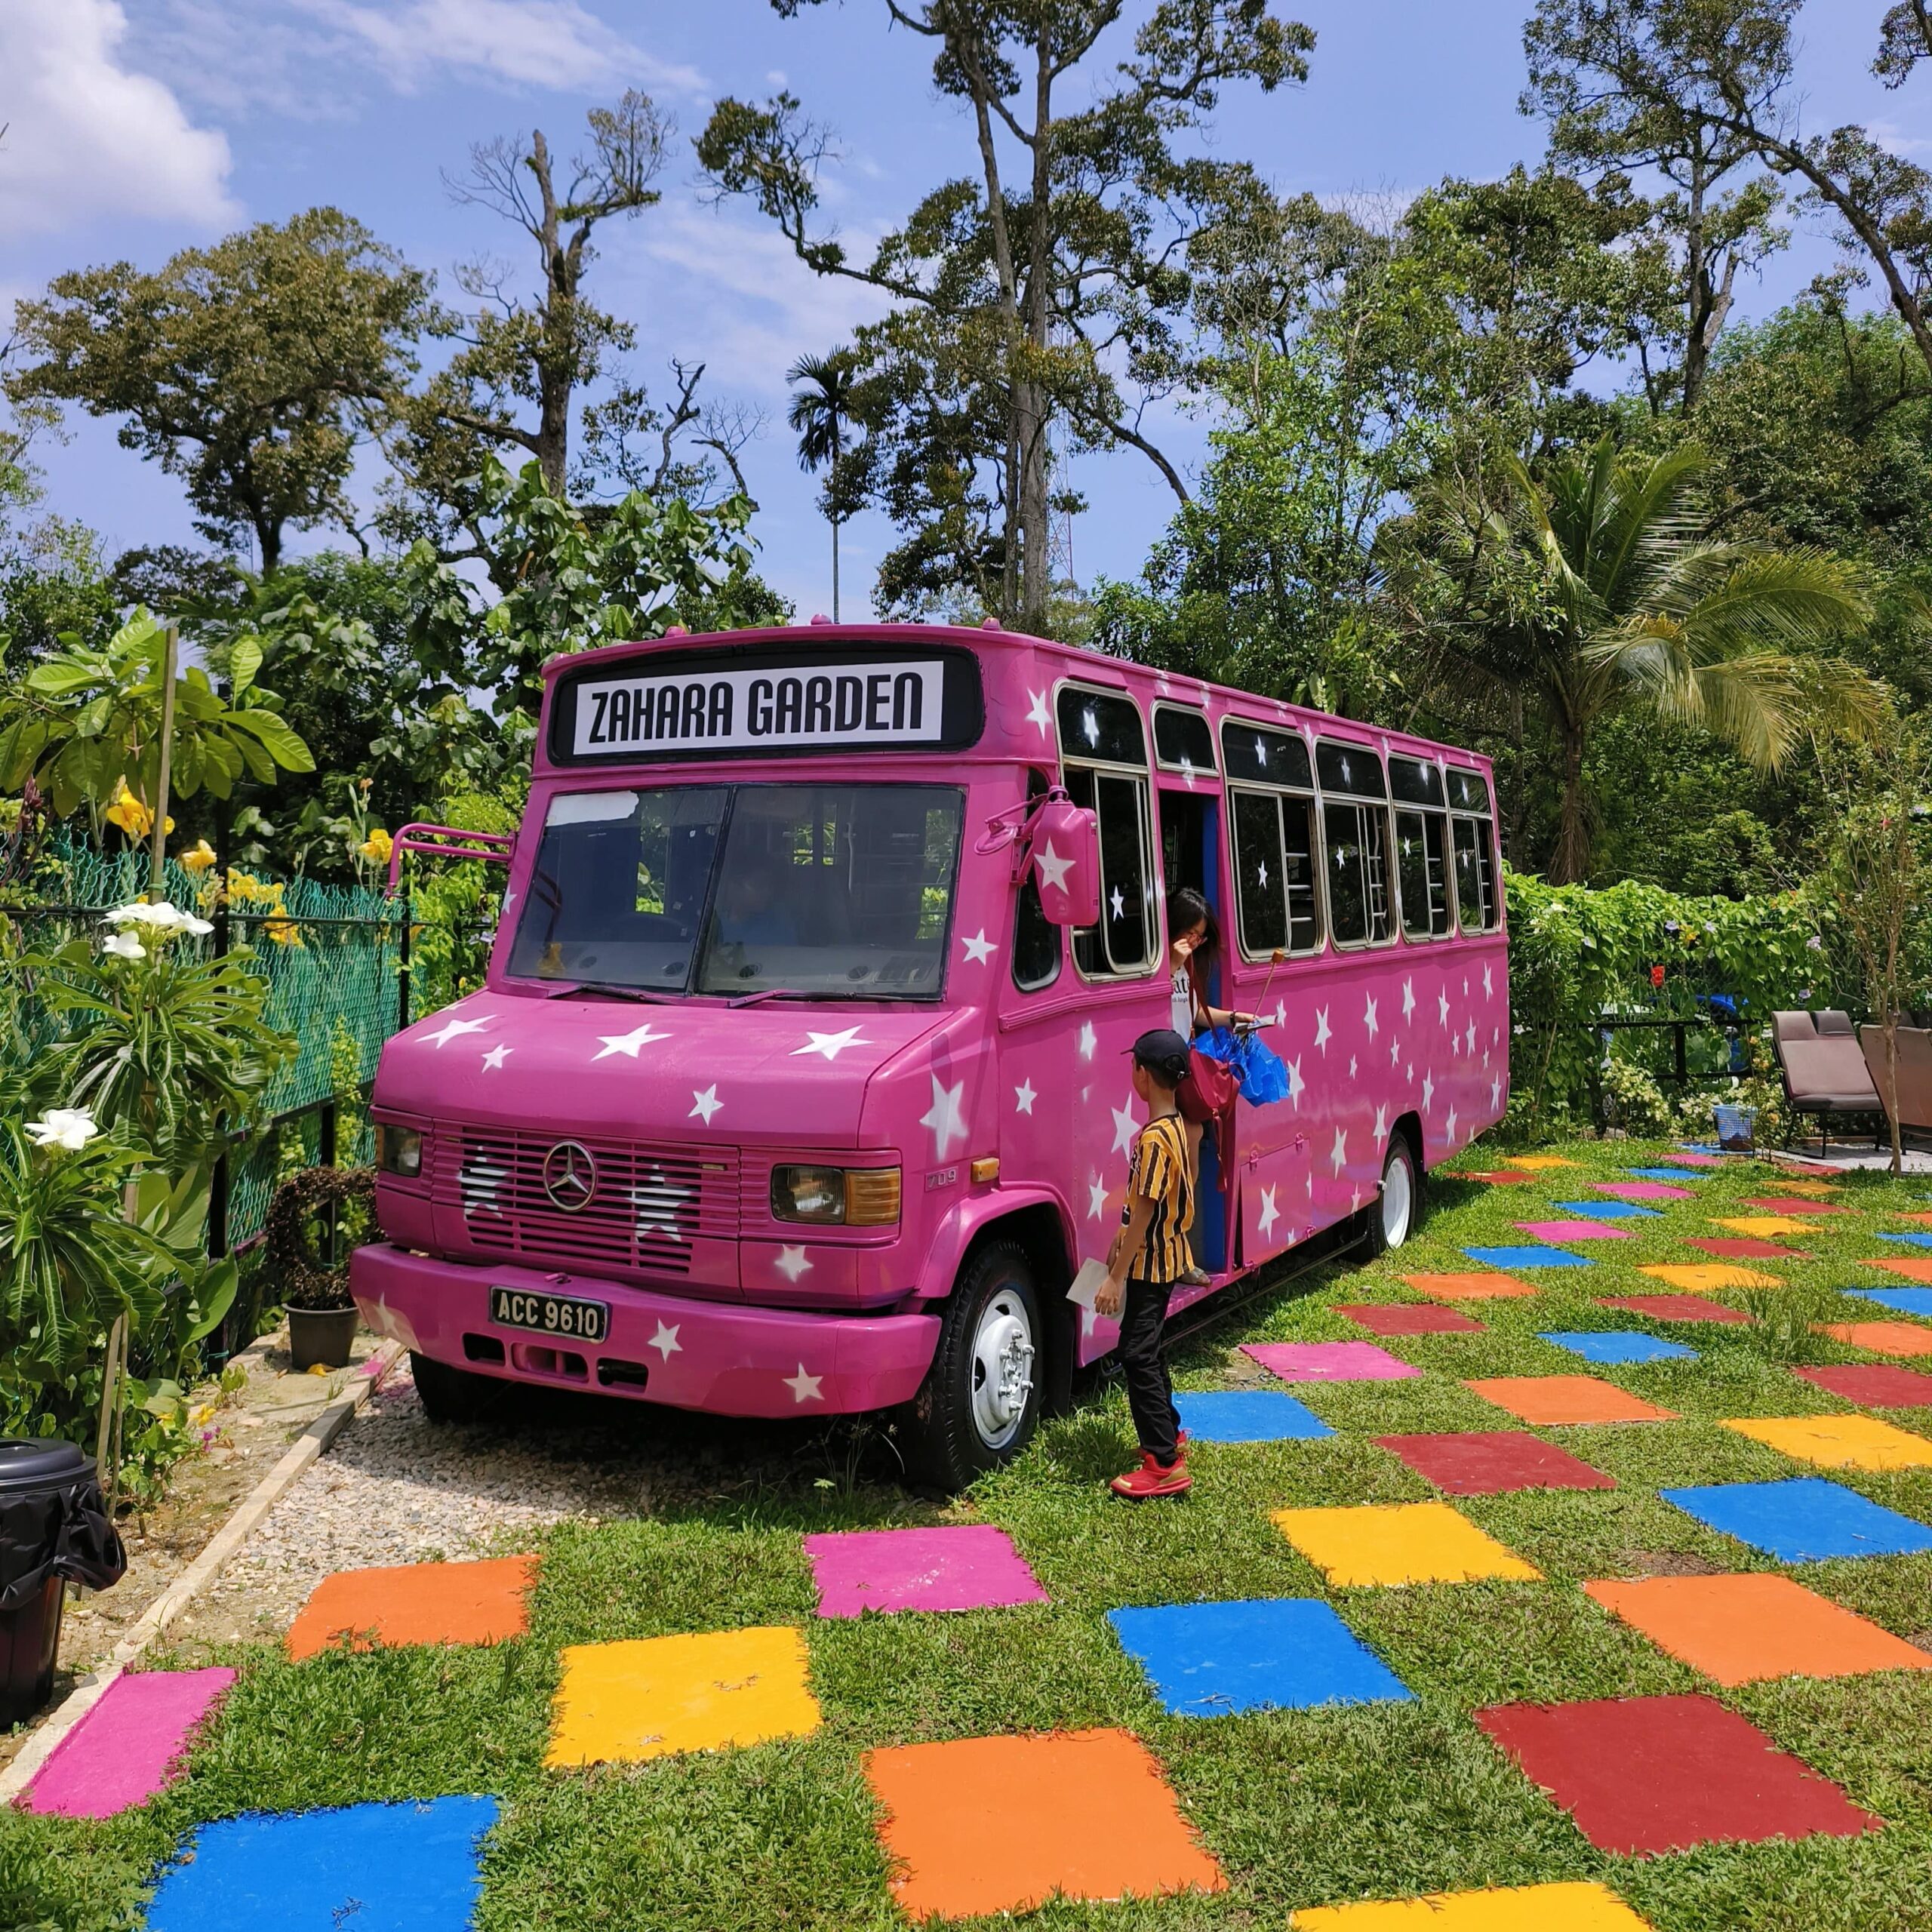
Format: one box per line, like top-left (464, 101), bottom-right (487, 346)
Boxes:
top-left (1120, 1275), bottom-right (1180, 1464)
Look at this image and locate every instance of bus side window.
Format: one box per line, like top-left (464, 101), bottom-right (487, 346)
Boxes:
top-left (1396, 810), bottom-right (1451, 940)
top-left (1324, 801), bottom-right (1392, 946)
top-left (1282, 796), bottom-right (1321, 952)
top-left (1452, 816), bottom-right (1498, 931)
top-left (1062, 694), bottom-right (1157, 981)
top-left (1012, 771), bottom-right (1062, 992)
top-left (1232, 790), bottom-right (1287, 953)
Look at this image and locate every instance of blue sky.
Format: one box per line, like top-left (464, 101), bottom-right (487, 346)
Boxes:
top-left (5, 0), bottom-right (1928, 618)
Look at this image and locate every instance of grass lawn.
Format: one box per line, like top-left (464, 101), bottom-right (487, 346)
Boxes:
top-left (9, 1140), bottom-right (1932, 1930)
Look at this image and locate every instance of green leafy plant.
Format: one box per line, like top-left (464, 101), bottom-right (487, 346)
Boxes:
top-left (1737, 1278), bottom-right (1845, 1364)
top-left (1597, 1053), bottom-right (1672, 1136)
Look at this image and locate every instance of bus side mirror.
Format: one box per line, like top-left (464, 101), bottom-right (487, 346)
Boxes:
top-left (1030, 799), bottom-right (1100, 926)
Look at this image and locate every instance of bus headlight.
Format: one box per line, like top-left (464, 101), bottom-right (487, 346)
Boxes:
top-left (770, 1164), bottom-right (901, 1226)
top-left (376, 1124), bottom-right (423, 1178)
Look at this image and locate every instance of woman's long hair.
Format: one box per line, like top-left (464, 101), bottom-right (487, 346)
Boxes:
top-left (1168, 887), bottom-right (1220, 997)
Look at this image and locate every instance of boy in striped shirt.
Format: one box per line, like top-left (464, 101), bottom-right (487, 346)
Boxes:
top-left (1097, 1028), bottom-right (1198, 1500)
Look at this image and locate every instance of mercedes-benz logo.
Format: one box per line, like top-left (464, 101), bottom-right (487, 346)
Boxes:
top-left (542, 1140), bottom-right (598, 1212)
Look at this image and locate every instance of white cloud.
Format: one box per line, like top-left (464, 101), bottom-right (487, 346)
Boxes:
top-left (1870, 118), bottom-right (1932, 160)
top-left (0, 0), bottom-right (235, 237)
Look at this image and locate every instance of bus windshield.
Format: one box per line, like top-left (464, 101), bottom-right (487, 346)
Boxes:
top-left (506, 782), bottom-right (964, 1000)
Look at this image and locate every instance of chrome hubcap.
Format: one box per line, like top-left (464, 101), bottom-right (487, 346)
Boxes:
top-left (969, 1288), bottom-right (1035, 1450)
top-left (1381, 1150), bottom-right (1414, 1247)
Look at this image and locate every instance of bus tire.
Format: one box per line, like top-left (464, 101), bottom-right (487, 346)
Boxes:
top-left (900, 1240), bottom-right (1041, 1491)
top-left (409, 1352), bottom-right (503, 1425)
top-left (1364, 1133), bottom-right (1421, 1258)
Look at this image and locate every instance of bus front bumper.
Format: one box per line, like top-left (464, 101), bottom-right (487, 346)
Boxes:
top-left (351, 1244), bottom-right (940, 1419)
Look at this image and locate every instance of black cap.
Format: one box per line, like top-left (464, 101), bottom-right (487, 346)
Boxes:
top-left (1129, 1026), bottom-right (1192, 1085)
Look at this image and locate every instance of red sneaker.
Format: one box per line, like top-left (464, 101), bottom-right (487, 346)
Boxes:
top-left (1109, 1451), bottom-right (1192, 1500)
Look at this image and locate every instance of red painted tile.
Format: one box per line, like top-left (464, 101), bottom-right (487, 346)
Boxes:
top-left (1337, 1304), bottom-right (1486, 1336)
top-left (1684, 1238), bottom-right (1807, 1260)
top-left (1374, 1432), bottom-right (1615, 1496)
top-left (1598, 1295), bottom-right (1753, 1325)
top-left (1793, 1364), bottom-right (1932, 1408)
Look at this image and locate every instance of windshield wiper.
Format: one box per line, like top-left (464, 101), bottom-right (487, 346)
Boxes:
top-left (545, 980), bottom-right (678, 1004)
top-left (726, 987), bottom-right (811, 1008)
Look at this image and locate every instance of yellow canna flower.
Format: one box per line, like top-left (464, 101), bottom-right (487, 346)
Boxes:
top-left (357, 827), bottom-right (394, 865)
top-left (180, 838), bottom-right (217, 875)
top-left (104, 781), bottom-right (152, 839)
top-left (265, 914), bottom-right (304, 948)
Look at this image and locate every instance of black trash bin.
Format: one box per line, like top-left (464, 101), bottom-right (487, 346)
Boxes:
top-left (0, 1441), bottom-right (127, 1727)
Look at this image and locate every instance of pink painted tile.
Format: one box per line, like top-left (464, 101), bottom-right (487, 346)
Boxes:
top-left (1242, 1341), bottom-right (1421, 1383)
top-left (1670, 1151), bottom-right (1725, 1167)
top-left (23, 1667), bottom-right (234, 1819)
top-left (804, 1524), bottom-right (1048, 1618)
top-left (1514, 1221), bottom-right (1633, 1241)
top-left (1591, 1181), bottom-right (1694, 1202)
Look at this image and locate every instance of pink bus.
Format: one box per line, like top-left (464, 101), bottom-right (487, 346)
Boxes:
top-left (352, 620), bottom-right (1508, 1486)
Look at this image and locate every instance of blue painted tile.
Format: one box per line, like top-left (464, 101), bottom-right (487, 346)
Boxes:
top-left (1108, 1598), bottom-right (1413, 1717)
top-left (1174, 1390), bottom-right (1334, 1443)
top-left (1660, 1478), bottom-right (1932, 1564)
top-left (1463, 1244), bottom-right (1595, 1269)
top-left (1554, 1201), bottom-right (1663, 1221)
top-left (1626, 1168), bottom-right (1708, 1182)
top-left (147, 1796), bottom-right (497, 1931)
top-left (1540, 1330), bottom-right (1697, 1365)
top-left (1846, 1286), bottom-right (1932, 1319)
top-left (1875, 1231), bottom-right (1932, 1248)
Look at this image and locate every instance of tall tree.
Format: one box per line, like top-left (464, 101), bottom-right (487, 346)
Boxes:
top-left (698, 0), bottom-right (1313, 632)
top-left (1383, 435), bottom-right (1883, 881)
top-left (786, 349), bottom-right (863, 620)
top-left (1521, 0), bottom-right (1789, 408)
top-left (9, 211), bottom-right (429, 571)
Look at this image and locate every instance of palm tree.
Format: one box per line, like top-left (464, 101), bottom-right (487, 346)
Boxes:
top-left (786, 350), bottom-right (862, 621)
top-left (1408, 435), bottom-right (1884, 883)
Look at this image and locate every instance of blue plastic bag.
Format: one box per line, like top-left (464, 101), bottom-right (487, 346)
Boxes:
top-left (1195, 1026), bottom-right (1294, 1106)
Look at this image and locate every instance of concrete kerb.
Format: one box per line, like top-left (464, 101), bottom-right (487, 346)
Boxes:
top-left (0, 1338), bottom-right (403, 1804)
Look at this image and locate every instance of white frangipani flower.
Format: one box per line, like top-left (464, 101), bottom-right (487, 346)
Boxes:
top-left (26, 1108), bottom-right (99, 1152)
top-left (102, 932), bottom-right (147, 960)
top-left (105, 901), bottom-right (187, 930)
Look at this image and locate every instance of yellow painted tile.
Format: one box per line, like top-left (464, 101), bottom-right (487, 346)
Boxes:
top-left (1721, 1414), bottom-right (1932, 1472)
top-left (546, 1626), bottom-right (820, 1767)
top-left (1503, 1155), bottom-right (1575, 1171)
top-left (1295, 1881), bottom-right (1655, 1930)
top-left (1271, 1500), bottom-right (1541, 1587)
top-left (1712, 1216), bottom-right (1810, 1238)
top-left (1638, 1264), bottom-right (1778, 1292)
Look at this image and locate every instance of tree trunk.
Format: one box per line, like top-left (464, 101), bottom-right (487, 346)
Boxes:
top-left (1682, 155), bottom-right (1712, 411)
top-left (255, 515), bottom-right (282, 575)
top-left (1550, 721), bottom-right (1590, 885)
top-left (530, 128), bottom-right (571, 494)
top-left (1885, 1017), bottom-right (1903, 1177)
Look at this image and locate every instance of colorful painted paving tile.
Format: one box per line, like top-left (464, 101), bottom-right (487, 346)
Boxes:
top-left (546, 1626), bottom-right (820, 1767)
top-left (1271, 1500), bottom-right (1542, 1586)
top-left (1402, 1272), bottom-right (1538, 1302)
top-left (1820, 1320), bottom-right (1932, 1358)
top-left (1598, 1294), bottom-right (1752, 1325)
top-left (1660, 1477), bottom-right (1932, 1561)
top-left (1337, 1303), bottom-right (1487, 1336)
top-left (1173, 1389), bottom-right (1337, 1441)
top-left (1591, 1181), bottom-right (1693, 1202)
top-left (1464, 1376), bottom-right (1676, 1426)
top-left (1684, 1238), bottom-right (1807, 1260)
top-left (804, 1524), bottom-right (1048, 1619)
top-left (1792, 1363), bottom-right (1932, 1408)
top-left (1877, 1230), bottom-right (1932, 1248)
top-left (1473, 1694), bottom-right (1880, 1855)
top-left (1513, 1221), bottom-right (1632, 1241)
top-left (1756, 1182), bottom-right (1841, 1198)
top-left (1669, 1149), bottom-right (1725, 1166)
top-left (1712, 1216), bottom-right (1811, 1238)
top-left (1293, 1881), bottom-right (1658, 1930)
top-left (1638, 1264), bottom-right (1777, 1292)
top-left (1373, 1431), bottom-right (1616, 1495)
top-left (1504, 1155), bottom-right (1576, 1171)
top-left (862, 1727), bottom-right (1224, 1920)
top-left (1847, 1287), bottom-right (1932, 1318)
top-left (1583, 1574), bottom-right (1932, 1686)
top-left (23, 1667), bottom-right (234, 1819)
top-left (1555, 1201), bottom-right (1662, 1221)
top-left (145, 1795), bottom-right (498, 1932)
top-left (1462, 1170), bottom-right (1541, 1186)
top-left (1721, 1413), bottom-right (1932, 1471)
top-left (1463, 1245), bottom-right (1595, 1270)
top-left (1538, 1331), bottom-right (1697, 1365)
top-left (1866, 1257), bottom-right (1932, 1283)
top-left (1107, 1597), bottom-right (1413, 1716)
top-left (285, 1555), bottom-right (537, 1660)
top-left (1242, 1341), bottom-right (1421, 1383)
top-left (1746, 1197), bottom-right (1848, 1215)
top-left (1626, 1168), bottom-right (1709, 1183)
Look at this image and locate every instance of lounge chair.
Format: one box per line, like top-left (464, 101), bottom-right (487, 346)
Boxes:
top-left (1859, 1019), bottom-right (1932, 1142)
top-left (1772, 1010), bottom-right (1883, 1151)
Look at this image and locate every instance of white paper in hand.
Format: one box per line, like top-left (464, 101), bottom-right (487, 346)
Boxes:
top-left (1068, 1258), bottom-right (1110, 1309)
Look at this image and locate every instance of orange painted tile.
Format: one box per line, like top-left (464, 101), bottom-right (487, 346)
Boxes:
top-left (1503, 1155), bottom-right (1576, 1171)
top-left (1866, 1257), bottom-right (1932, 1284)
top-left (864, 1728), bottom-right (1224, 1920)
top-left (1464, 1377), bottom-right (1676, 1426)
top-left (1584, 1574), bottom-right (1932, 1686)
top-left (1402, 1272), bottom-right (1540, 1303)
top-left (286, 1555), bottom-right (537, 1660)
top-left (1819, 1321), bottom-right (1932, 1360)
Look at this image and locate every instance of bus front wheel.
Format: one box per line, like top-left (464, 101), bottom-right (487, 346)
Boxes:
top-left (1365, 1134), bottom-right (1420, 1257)
top-left (900, 1240), bottom-right (1041, 1491)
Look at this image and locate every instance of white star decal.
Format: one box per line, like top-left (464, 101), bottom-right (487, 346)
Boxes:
top-left (1258, 860), bottom-right (1269, 887)
top-left (1390, 1039), bottom-right (1401, 1067)
top-left (1363, 992), bottom-right (1379, 1040)
top-left (1372, 1103), bottom-right (1388, 1144)
top-left (795, 1026), bottom-right (872, 1061)
top-left (1088, 1174), bottom-right (1109, 1220)
top-left (1483, 963), bottom-right (1494, 998)
top-left (632, 1169), bottom-right (695, 1245)
top-left (690, 1084), bottom-right (723, 1124)
top-left (1422, 1072), bottom-right (1435, 1110)
top-left (426, 1013), bottom-right (494, 1048)
top-left (1025, 688), bottom-right (1052, 736)
top-left (1463, 976), bottom-right (1469, 998)
top-left (1401, 977), bottom-right (1416, 1021)
top-left (1015, 1078), bottom-right (1038, 1115)
top-left (481, 1043), bottom-right (512, 1071)
top-left (921, 1073), bottom-right (968, 1158)
top-left (1111, 1100), bottom-right (1140, 1155)
top-left (1257, 1185), bottom-right (1280, 1241)
top-left (960, 928), bottom-right (996, 965)
top-left (1444, 1106), bottom-right (1459, 1143)
top-left (1438, 989), bottom-right (1452, 1029)
top-left (1491, 1077), bottom-right (1503, 1109)
top-left (1285, 1056), bottom-right (1302, 1109)
top-left (594, 1020), bottom-right (670, 1060)
top-left (1081, 706), bottom-right (1100, 747)
top-left (1109, 884), bottom-right (1126, 921)
top-left (775, 1244), bottom-right (812, 1283)
top-left (648, 1321), bottom-right (681, 1361)
top-left (1313, 1006), bottom-right (1332, 1055)
top-left (784, 1363), bottom-right (824, 1404)
top-left (1348, 1054), bottom-right (1358, 1079)
top-left (1035, 843), bottom-right (1074, 894)
top-left (1078, 1021), bottom-right (1097, 1061)
top-left (1274, 999), bottom-right (1287, 1028)
top-left (1465, 1020), bottom-right (1478, 1055)
top-left (1330, 1127), bottom-right (1348, 1177)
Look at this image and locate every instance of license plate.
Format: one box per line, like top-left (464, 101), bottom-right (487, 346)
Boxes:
top-left (489, 1287), bottom-right (610, 1343)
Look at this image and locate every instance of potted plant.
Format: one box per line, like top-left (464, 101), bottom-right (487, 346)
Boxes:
top-left (264, 1167), bottom-right (374, 1371)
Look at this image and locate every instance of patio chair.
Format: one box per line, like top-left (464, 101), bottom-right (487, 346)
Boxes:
top-left (1859, 1019), bottom-right (1932, 1143)
top-left (1772, 1010), bottom-right (1883, 1152)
